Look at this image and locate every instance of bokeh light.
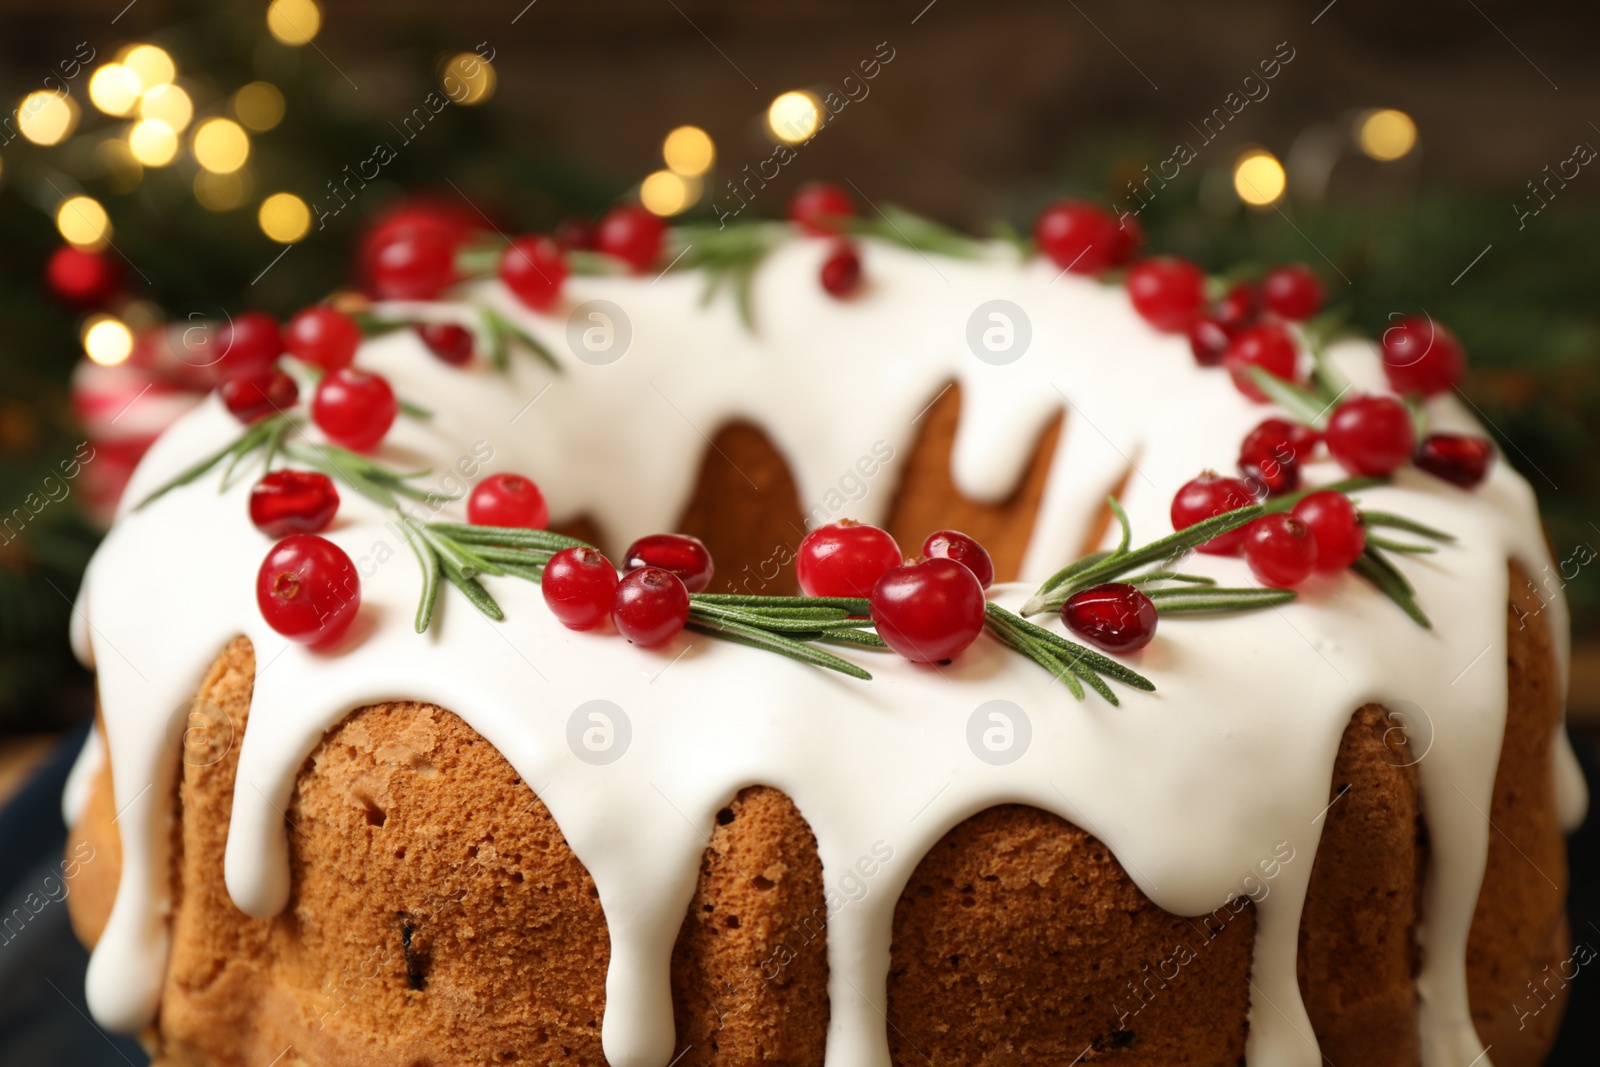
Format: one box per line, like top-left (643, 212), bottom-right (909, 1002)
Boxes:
top-left (1233, 149), bottom-right (1287, 206)
top-left (259, 192), bottom-right (312, 242)
top-left (17, 91), bottom-right (78, 146)
top-left (83, 316), bottom-right (134, 367)
top-left (640, 170), bottom-right (701, 216)
top-left (193, 118), bottom-right (250, 173)
top-left (89, 64), bottom-right (142, 116)
top-left (767, 91), bottom-right (822, 144)
top-left (441, 53), bottom-right (495, 105)
top-left (128, 119), bottom-right (179, 166)
top-left (267, 0), bottom-right (323, 46)
top-left (195, 170), bottom-right (250, 212)
top-left (56, 196), bottom-right (112, 249)
top-left (138, 83), bottom-right (193, 132)
top-left (663, 125), bottom-right (715, 176)
top-left (1357, 108), bottom-right (1418, 162)
top-left (119, 44), bottom-right (175, 90)
top-left (233, 82), bottom-right (286, 131)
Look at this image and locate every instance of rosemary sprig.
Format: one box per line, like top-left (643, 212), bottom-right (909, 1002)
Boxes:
top-left (667, 222), bottom-right (784, 331)
top-left (1145, 586), bottom-right (1297, 612)
top-left (135, 414), bottom-right (291, 510)
top-left (846, 205), bottom-right (985, 259)
top-left (480, 306), bottom-right (561, 372)
top-left (1361, 510), bottom-right (1455, 542)
top-left (985, 603), bottom-right (1154, 706)
top-left (1247, 365), bottom-right (1334, 427)
top-left (1352, 544), bottom-right (1432, 628)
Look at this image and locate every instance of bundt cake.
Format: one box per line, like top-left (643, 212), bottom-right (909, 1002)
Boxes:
top-left (61, 209), bottom-right (1586, 1067)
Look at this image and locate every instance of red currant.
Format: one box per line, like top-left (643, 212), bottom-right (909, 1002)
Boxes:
top-left (1225, 323), bottom-right (1300, 402)
top-left (1381, 316), bottom-right (1465, 397)
top-left (869, 558), bottom-right (987, 663)
top-left (1325, 395), bottom-right (1415, 476)
top-left (370, 226), bottom-right (459, 300)
top-left (256, 534), bottom-right (361, 647)
top-left (612, 566), bottom-right (690, 646)
top-left (311, 368), bottom-right (397, 452)
top-left (1414, 432), bottom-right (1494, 489)
top-left (1171, 472), bottom-right (1257, 555)
top-left (215, 312), bottom-right (283, 381)
top-left (416, 322), bottom-right (474, 366)
top-left (623, 534), bottom-right (715, 593)
top-left (796, 521), bottom-right (902, 598)
top-left (1243, 514), bottom-right (1319, 588)
top-left (553, 217), bottom-right (596, 251)
top-left (46, 245), bottom-right (121, 306)
top-left (1126, 257), bottom-right (1208, 333)
top-left (468, 473), bottom-right (549, 530)
top-left (500, 235), bottom-right (568, 312)
top-left (284, 306), bottom-right (361, 372)
top-left (922, 530), bottom-right (994, 589)
top-left (820, 240), bottom-right (863, 297)
top-left (596, 203), bottom-right (666, 272)
top-left (220, 366), bottom-right (298, 424)
top-left (250, 470), bottom-right (340, 537)
top-left (1291, 490), bottom-right (1366, 572)
top-left (542, 546), bottom-right (620, 630)
top-left (790, 182), bottom-right (856, 236)
top-left (1261, 265), bottom-right (1325, 321)
top-left (1061, 582), bottom-right (1158, 654)
top-left (1033, 200), bottom-right (1133, 274)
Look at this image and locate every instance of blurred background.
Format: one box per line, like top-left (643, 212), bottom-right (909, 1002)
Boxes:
top-left (0, 0), bottom-right (1595, 1062)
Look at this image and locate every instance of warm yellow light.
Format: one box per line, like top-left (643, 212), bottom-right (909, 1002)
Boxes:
top-left (233, 81), bottom-right (285, 131)
top-left (83, 316), bottom-right (134, 367)
top-left (1233, 149), bottom-right (1287, 206)
top-left (663, 125), bottom-right (715, 177)
top-left (767, 91), bottom-right (821, 144)
top-left (441, 52), bottom-right (495, 106)
top-left (195, 169), bottom-right (249, 211)
top-left (120, 44), bottom-right (175, 90)
top-left (56, 196), bottom-right (112, 249)
top-left (138, 83), bottom-right (192, 132)
top-left (89, 64), bottom-right (142, 116)
top-left (640, 170), bottom-right (701, 217)
top-left (128, 119), bottom-right (179, 166)
top-left (1357, 108), bottom-right (1417, 162)
top-left (17, 91), bottom-right (78, 146)
top-left (267, 0), bottom-right (322, 46)
top-left (97, 139), bottom-right (143, 194)
top-left (259, 192), bottom-right (311, 242)
top-left (192, 118), bottom-right (250, 173)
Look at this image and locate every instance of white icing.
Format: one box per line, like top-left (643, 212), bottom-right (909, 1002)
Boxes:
top-left (71, 236), bottom-right (1585, 1066)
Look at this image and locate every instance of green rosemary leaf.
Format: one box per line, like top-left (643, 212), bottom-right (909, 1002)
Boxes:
top-left (218, 417), bottom-right (282, 491)
top-left (1246, 365), bottom-right (1331, 427)
top-left (135, 424), bottom-right (266, 510)
top-left (399, 397), bottom-right (435, 421)
top-left (1030, 551), bottom-right (1115, 607)
top-left (281, 441), bottom-right (399, 508)
top-left (467, 544), bottom-right (561, 568)
top-left (348, 311), bottom-right (418, 338)
top-left (1146, 586), bottom-right (1298, 612)
top-left (482, 306), bottom-right (561, 372)
top-left (397, 519), bottom-right (442, 633)
top-left (1366, 535), bottom-right (1438, 555)
top-left (1062, 655), bottom-right (1118, 705)
top-left (984, 613), bottom-right (1085, 700)
top-left (420, 527), bottom-right (505, 580)
top-left (1351, 547), bottom-right (1431, 629)
top-left (261, 418), bottom-right (289, 478)
top-left (567, 250), bottom-right (628, 276)
top-left (1402, 394), bottom-right (1429, 442)
top-left (455, 245), bottom-right (501, 276)
top-left (685, 616), bottom-right (872, 680)
top-left (816, 628), bottom-right (890, 650)
top-left (1262, 476), bottom-right (1389, 513)
top-left (691, 604), bottom-right (871, 633)
top-left (987, 218), bottom-right (1033, 260)
top-left (987, 604), bottom-right (1155, 692)
top-left (690, 593), bottom-right (872, 613)
top-left (1109, 496), bottom-right (1132, 555)
top-left (437, 555), bottom-right (505, 621)
top-left (847, 205), bottom-right (983, 259)
top-left (1125, 571), bottom-right (1217, 586)
top-left (480, 307), bottom-right (510, 370)
top-left (428, 522), bottom-right (595, 552)
top-left (733, 260), bottom-right (757, 332)
top-left (1360, 510), bottom-right (1456, 543)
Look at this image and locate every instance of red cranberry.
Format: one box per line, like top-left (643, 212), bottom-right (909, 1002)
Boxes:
top-left (1242, 418), bottom-right (1322, 464)
top-left (1214, 283), bottom-right (1258, 333)
top-left (542, 546), bottom-right (620, 630)
top-left (1171, 472), bottom-right (1257, 555)
top-left (922, 530), bottom-right (995, 589)
top-left (612, 566), bottom-right (690, 646)
top-left (1243, 514), bottom-right (1319, 588)
top-left (1414, 432), bottom-right (1494, 488)
top-left (284, 306), bottom-right (361, 372)
top-left (869, 557), bottom-right (987, 663)
top-left (796, 520), bottom-right (903, 598)
top-left (500, 235), bottom-right (568, 312)
top-left (1110, 213), bottom-right (1143, 266)
top-left (1261, 265), bottom-right (1325, 321)
top-left (250, 470), bottom-right (339, 537)
top-left (220, 366), bottom-right (298, 424)
top-left (596, 203), bottom-right (666, 272)
top-left (1061, 582), bottom-right (1158, 654)
top-left (416, 322), bottom-right (474, 366)
top-left (1033, 200), bottom-right (1132, 274)
top-left (256, 534), bottom-right (361, 647)
top-left (1225, 323), bottom-right (1300, 402)
top-left (46, 245), bottom-right (121, 306)
top-left (215, 312), bottom-right (283, 381)
top-left (1126, 257), bottom-right (1208, 333)
top-left (311, 368), bottom-right (397, 452)
top-left (1188, 318), bottom-right (1233, 367)
top-left (1238, 418), bottom-right (1319, 497)
top-left (553, 217), bottom-right (596, 251)
top-left (1381, 316), bottom-right (1465, 397)
top-left (370, 226), bottom-right (459, 300)
top-left (623, 533), bottom-right (715, 593)
top-left (1325, 395), bottom-right (1415, 476)
top-left (820, 240), bottom-right (863, 297)
top-left (789, 182), bottom-right (856, 235)
top-left (468, 473), bottom-right (549, 530)
top-left (1291, 490), bottom-right (1366, 572)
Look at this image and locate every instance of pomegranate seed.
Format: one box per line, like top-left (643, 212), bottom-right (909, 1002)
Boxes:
top-left (250, 470), bottom-right (339, 537)
top-left (46, 245), bottom-right (121, 306)
top-left (1243, 514), bottom-right (1319, 588)
top-left (215, 312), bottom-right (283, 381)
top-left (1414, 432), bottom-right (1494, 488)
top-left (869, 557), bottom-right (987, 663)
top-left (1325, 395), bottom-right (1415, 476)
top-left (612, 566), bottom-right (690, 646)
top-left (284, 306), bottom-right (361, 372)
top-left (789, 182), bottom-right (856, 236)
top-left (1126, 257), bottom-right (1208, 333)
top-left (1171, 472), bottom-right (1257, 555)
top-left (1061, 582), bottom-right (1158, 654)
top-left (256, 534), bottom-right (361, 647)
top-left (220, 366), bottom-right (298, 424)
top-left (922, 530), bottom-right (995, 589)
top-left (1261, 265), bottom-right (1325, 321)
top-left (623, 534), bottom-right (715, 593)
top-left (1381, 316), bottom-right (1465, 397)
top-left (416, 323), bottom-right (474, 366)
top-left (1033, 200), bottom-right (1134, 274)
top-left (820, 240), bottom-right (863, 297)
top-left (596, 203), bottom-right (666, 272)
top-left (542, 546), bottom-right (620, 630)
top-left (468, 473), bottom-right (549, 530)
top-left (500, 235), bottom-right (568, 312)
top-left (553, 217), bottom-right (596, 251)
top-left (1225, 323), bottom-right (1300, 402)
top-left (370, 227), bottom-right (459, 300)
top-left (796, 520), bottom-right (902, 598)
top-left (1292, 490), bottom-right (1366, 572)
top-left (311, 368), bottom-right (397, 452)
